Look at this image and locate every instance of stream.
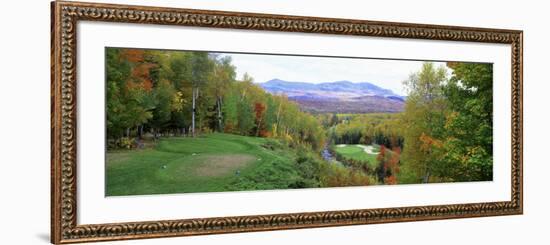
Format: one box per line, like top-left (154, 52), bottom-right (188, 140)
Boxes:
top-left (321, 146), bottom-right (334, 162)
top-left (321, 145), bottom-right (344, 166)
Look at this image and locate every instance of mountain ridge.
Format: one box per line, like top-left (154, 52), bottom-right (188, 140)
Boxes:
top-left (259, 79), bottom-right (405, 113)
top-left (261, 78), bottom-right (400, 98)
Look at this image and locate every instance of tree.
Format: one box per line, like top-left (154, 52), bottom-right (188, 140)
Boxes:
top-left (437, 62), bottom-right (493, 181)
top-left (106, 48), bottom-right (130, 139)
top-left (330, 113), bottom-right (339, 126)
top-left (262, 95), bottom-right (277, 137)
top-left (399, 62), bottom-right (448, 184)
top-left (149, 79), bottom-right (176, 137)
top-left (254, 102), bottom-right (266, 136)
top-left (222, 87), bottom-right (239, 133)
top-left (170, 90), bottom-right (188, 135)
top-left (106, 48), bottom-right (156, 139)
top-left (189, 52), bottom-right (214, 137)
top-left (209, 56), bottom-right (236, 132)
top-left (384, 147), bottom-right (401, 184)
top-left (237, 97), bottom-right (255, 135)
top-left (233, 73), bottom-right (259, 136)
top-left (165, 52), bottom-right (192, 135)
top-left (375, 145), bottom-right (388, 183)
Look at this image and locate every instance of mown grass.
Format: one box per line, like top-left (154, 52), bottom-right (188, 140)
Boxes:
top-left (334, 145), bottom-right (379, 169)
top-left (106, 133), bottom-right (311, 196)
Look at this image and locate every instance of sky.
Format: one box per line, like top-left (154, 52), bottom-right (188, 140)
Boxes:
top-left (220, 52), bottom-right (449, 96)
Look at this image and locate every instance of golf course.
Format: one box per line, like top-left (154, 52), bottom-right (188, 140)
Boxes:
top-left (105, 48), bottom-right (494, 196)
top-left (333, 144), bottom-right (380, 169)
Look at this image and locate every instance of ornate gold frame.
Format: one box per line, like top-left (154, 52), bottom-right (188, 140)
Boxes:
top-left (51, 1), bottom-right (523, 243)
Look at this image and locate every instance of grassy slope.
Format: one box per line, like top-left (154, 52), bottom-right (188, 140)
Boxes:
top-left (334, 145), bottom-right (380, 169)
top-left (106, 133), bottom-right (306, 196)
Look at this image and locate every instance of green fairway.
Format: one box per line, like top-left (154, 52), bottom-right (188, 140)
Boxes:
top-left (106, 133), bottom-right (307, 196)
top-left (334, 145), bottom-right (380, 168)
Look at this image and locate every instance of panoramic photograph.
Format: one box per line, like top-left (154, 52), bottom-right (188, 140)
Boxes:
top-left (105, 47), bottom-right (493, 196)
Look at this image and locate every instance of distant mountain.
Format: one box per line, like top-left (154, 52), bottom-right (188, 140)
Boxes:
top-left (261, 79), bottom-right (398, 98)
top-left (259, 79), bottom-right (405, 113)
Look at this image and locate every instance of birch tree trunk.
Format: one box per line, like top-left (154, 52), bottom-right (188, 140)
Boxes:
top-left (192, 87), bottom-right (196, 138)
top-left (275, 101), bottom-right (282, 136)
top-left (423, 169), bottom-right (431, 183)
top-left (256, 117), bottom-right (263, 137)
top-left (217, 96), bottom-right (223, 132)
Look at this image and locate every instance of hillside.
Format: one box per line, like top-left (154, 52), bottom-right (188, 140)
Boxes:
top-left (106, 133), bottom-right (309, 195)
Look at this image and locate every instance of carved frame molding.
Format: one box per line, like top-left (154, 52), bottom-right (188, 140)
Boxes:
top-left (51, 1), bottom-right (523, 243)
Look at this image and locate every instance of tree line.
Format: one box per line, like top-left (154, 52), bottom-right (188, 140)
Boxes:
top-left (328, 113), bottom-right (404, 150)
top-left (106, 48), bottom-right (325, 150)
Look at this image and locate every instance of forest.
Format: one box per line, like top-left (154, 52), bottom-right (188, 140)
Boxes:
top-left (106, 47), bottom-right (493, 196)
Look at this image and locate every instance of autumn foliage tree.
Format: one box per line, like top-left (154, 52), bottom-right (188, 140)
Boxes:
top-left (375, 146), bottom-right (392, 183)
top-left (384, 147), bottom-right (401, 184)
top-left (106, 48), bottom-right (155, 141)
top-left (437, 62), bottom-right (493, 181)
top-left (254, 102), bottom-right (266, 137)
top-left (399, 62), bottom-right (448, 184)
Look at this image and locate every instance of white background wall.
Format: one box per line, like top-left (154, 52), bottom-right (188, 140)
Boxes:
top-left (0, 0), bottom-right (547, 244)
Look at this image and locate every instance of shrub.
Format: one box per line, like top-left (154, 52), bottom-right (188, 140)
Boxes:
top-left (295, 151), bottom-right (323, 181)
top-left (201, 127), bottom-right (213, 134)
top-left (261, 139), bottom-right (285, 151)
top-left (118, 137), bottom-right (134, 149)
top-left (319, 164), bottom-right (372, 187)
top-left (106, 137), bottom-right (140, 150)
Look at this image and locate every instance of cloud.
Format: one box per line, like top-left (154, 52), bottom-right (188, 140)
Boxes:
top-left (223, 52), bottom-right (448, 96)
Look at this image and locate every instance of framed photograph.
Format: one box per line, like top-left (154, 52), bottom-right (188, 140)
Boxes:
top-left (51, 0), bottom-right (523, 243)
